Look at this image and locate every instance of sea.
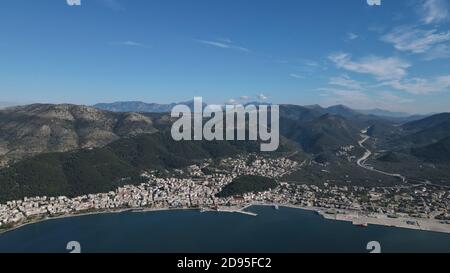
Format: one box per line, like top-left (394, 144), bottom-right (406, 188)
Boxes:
top-left (1, 206), bottom-right (450, 253)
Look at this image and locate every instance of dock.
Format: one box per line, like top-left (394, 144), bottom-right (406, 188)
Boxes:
top-left (216, 207), bottom-right (258, 217)
top-left (238, 210), bottom-right (258, 217)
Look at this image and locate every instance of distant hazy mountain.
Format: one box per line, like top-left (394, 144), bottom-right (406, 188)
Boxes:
top-left (243, 101), bottom-right (272, 106)
top-left (94, 100), bottom-right (207, 113)
top-left (357, 108), bottom-right (411, 118)
top-left (94, 101), bottom-right (426, 121)
top-left (324, 105), bottom-right (361, 119)
top-left (0, 102), bottom-right (19, 109)
top-left (94, 101), bottom-right (176, 113)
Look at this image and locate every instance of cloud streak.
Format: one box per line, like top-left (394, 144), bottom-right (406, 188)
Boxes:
top-left (110, 41), bottom-right (150, 48)
top-left (328, 53), bottom-right (410, 81)
top-left (381, 25), bottom-right (450, 59)
top-left (289, 73), bottom-right (304, 79)
top-left (420, 0), bottom-right (449, 25)
top-left (196, 39), bottom-right (250, 52)
top-left (328, 75), bottom-right (363, 90)
top-left (383, 75), bottom-right (450, 95)
top-left (319, 88), bottom-right (414, 112)
top-left (347, 32), bottom-right (359, 40)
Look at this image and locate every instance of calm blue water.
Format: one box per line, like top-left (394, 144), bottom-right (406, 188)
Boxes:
top-left (0, 206), bottom-right (450, 253)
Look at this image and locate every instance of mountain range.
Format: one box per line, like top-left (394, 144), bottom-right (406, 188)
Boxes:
top-left (94, 100), bottom-right (208, 113)
top-left (0, 104), bottom-right (158, 165)
top-left (95, 101), bottom-right (432, 125)
top-left (0, 102), bottom-right (449, 202)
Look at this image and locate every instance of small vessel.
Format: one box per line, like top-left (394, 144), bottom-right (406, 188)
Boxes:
top-left (353, 220), bottom-right (368, 227)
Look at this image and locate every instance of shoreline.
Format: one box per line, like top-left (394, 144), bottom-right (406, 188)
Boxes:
top-left (0, 206), bottom-right (207, 235)
top-left (247, 203), bottom-right (450, 234)
top-left (1, 203), bottom-right (450, 235)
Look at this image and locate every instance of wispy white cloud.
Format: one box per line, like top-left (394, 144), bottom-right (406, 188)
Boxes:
top-left (258, 94), bottom-right (268, 101)
top-left (329, 53), bottom-right (410, 81)
top-left (381, 25), bottom-right (450, 59)
top-left (303, 60), bottom-right (320, 67)
top-left (319, 88), bottom-right (414, 111)
top-left (368, 24), bottom-right (387, 34)
top-left (328, 75), bottom-right (363, 90)
top-left (289, 73), bottom-right (304, 79)
top-left (424, 44), bottom-right (450, 60)
top-left (379, 91), bottom-right (415, 104)
top-left (382, 26), bottom-right (450, 53)
top-left (319, 72), bottom-right (417, 111)
top-left (273, 59), bottom-right (323, 74)
top-left (196, 39), bottom-right (250, 52)
top-left (66, 0), bottom-right (81, 6)
top-left (110, 41), bottom-right (150, 48)
top-left (419, 0), bottom-right (449, 25)
top-left (216, 37), bottom-right (233, 44)
top-left (347, 32), bottom-right (359, 40)
top-left (329, 52), bottom-right (450, 95)
top-left (319, 89), bottom-right (372, 109)
top-left (383, 75), bottom-right (450, 95)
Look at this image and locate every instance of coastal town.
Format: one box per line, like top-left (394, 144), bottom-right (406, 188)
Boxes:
top-left (1, 154), bottom-right (450, 234)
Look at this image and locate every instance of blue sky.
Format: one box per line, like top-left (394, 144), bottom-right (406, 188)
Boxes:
top-left (1, 0), bottom-right (450, 113)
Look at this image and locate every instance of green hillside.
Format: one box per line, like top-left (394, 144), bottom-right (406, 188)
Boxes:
top-left (0, 131), bottom-right (263, 203)
top-left (217, 175), bottom-right (278, 198)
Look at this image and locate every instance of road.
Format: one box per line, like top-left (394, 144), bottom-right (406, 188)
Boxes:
top-left (356, 134), bottom-right (372, 168)
top-left (357, 129), bottom-right (407, 183)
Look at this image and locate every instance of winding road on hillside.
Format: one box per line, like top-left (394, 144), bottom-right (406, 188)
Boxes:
top-left (357, 129), bottom-right (407, 183)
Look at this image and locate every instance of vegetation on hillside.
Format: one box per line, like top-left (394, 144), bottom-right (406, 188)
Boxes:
top-left (0, 131), bottom-right (262, 203)
top-left (217, 175), bottom-right (278, 198)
